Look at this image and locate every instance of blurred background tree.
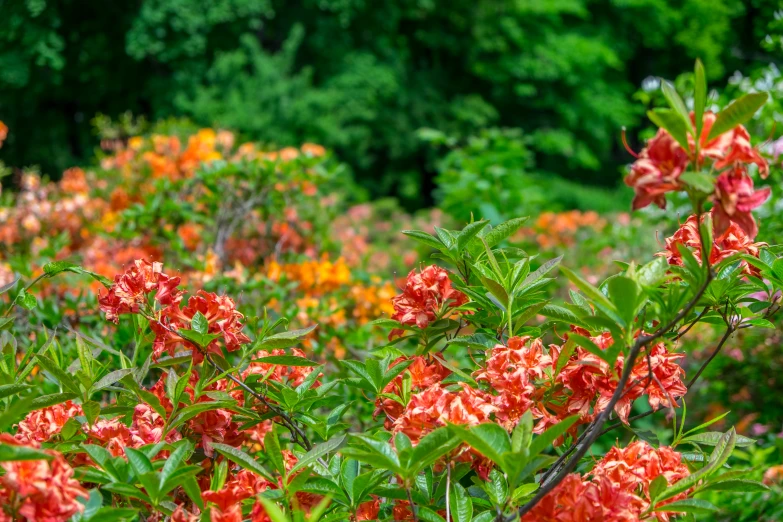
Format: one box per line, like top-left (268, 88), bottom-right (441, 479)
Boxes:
top-left (0, 0), bottom-right (779, 209)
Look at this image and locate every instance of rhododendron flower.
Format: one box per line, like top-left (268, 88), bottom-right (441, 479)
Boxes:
top-left (558, 329), bottom-right (686, 424)
top-left (524, 441), bottom-right (689, 522)
top-left (625, 129), bottom-right (689, 210)
top-left (85, 418), bottom-right (145, 456)
top-left (392, 383), bottom-right (496, 443)
top-left (374, 356), bottom-right (451, 427)
top-left (522, 474), bottom-right (645, 522)
top-left (151, 290), bottom-right (250, 362)
top-left (188, 406), bottom-right (245, 457)
top-left (99, 259), bottom-right (182, 322)
top-left (713, 169), bottom-right (770, 238)
top-left (589, 441), bottom-right (690, 501)
top-left (14, 400), bottom-right (83, 444)
top-left (712, 123), bottom-right (769, 178)
top-left (356, 498), bottom-right (381, 521)
top-left (171, 506), bottom-right (200, 522)
top-left (0, 434), bottom-right (88, 522)
top-left (202, 470), bottom-right (273, 522)
top-left (474, 336), bottom-right (554, 428)
top-left (389, 265), bottom-right (469, 338)
top-left (660, 213), bottom-right (767, 276)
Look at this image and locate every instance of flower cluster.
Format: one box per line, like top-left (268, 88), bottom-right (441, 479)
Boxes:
top-left (389, 265), bottom-right (469, 338)
top-left (626, 112), bottom-right (770, 238)
top-left (0, 435), bottom-right (88, 522)
top-left (523, 441), bottom-right (690, 522)
top-left (660, 213), bottom-right (767, 275)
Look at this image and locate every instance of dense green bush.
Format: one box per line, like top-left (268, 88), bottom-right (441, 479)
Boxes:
top-left (1, 0), bottom-right (780, 206)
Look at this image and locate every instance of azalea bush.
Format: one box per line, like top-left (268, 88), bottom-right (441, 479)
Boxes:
top-left (0, 61), bottom-right (782, 522)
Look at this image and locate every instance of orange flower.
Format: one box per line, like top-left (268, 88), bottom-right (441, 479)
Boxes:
top-left (14, 401), bottom-right (83, 444)
top-left (99, 259), bottom-right (182, 323)
top-left (625, 128), bottom-right (689, 210)
top-left (390, 265), bottom-right (468, 338)
top-left (0, 120), bottom-right (7, 147)
top-left (0, 434), bottom-right (88, 522)
top-left (660, 213), bottom-right (767, 275)
top-left (374, 356), bottom-right (451, 428)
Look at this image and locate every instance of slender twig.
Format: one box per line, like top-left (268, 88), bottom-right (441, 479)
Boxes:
top-left (445, 462), bottom-right (452, 522)
top-left (205, 352), bottom-right (313, 451)
top-left (406, 487), bottom-right (419, 522)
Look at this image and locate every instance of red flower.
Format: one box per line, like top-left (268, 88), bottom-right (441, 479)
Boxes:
top-left (391, 383), bottom-right (496, 444)
top-left (712, 124), bottom-right (769, 178)
top-left (171, 506), bottom-right (199, 522)
top-left (356, 498), bottom-right (380, 521)
top-left (14, 401), bottom-right (83, 444)
top-left (713, 169), bottom-right (771, 239)
top-left (202, 470), bottom-right (273, 522)
top-left (374, 356), bottom-right (451, 427)
top-left (99, 259), bottom-right (182, 323)
top-left (152, 290), bottom-right (250, 362)
top-left (0, 434), bottom-right (88, 522)
top-left (85, 419), bottom-right (145, 457)
top-left (188, 406), bottom-right (245, 457)
top-left (660, 213), bottom-right (767, 275)
top-left (625, 129), bottom-right (689, 210)
top-left (522, 473), bottom-right (645, 522)
top-left (590, 441), bottom-right (690, 502)
top-left (389, 265), bottom-right (468, 338)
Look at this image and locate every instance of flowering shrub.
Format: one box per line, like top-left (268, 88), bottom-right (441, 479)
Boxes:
top-left (0, 61), bottom-right (782, 521)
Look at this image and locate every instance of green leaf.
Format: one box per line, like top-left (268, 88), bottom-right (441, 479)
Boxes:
top-left (680, 431), bottom-right (755, 448)
top-left (483, 217), bottom-right (529, 248)
top-left (0, 444), bottom-right (54, 461)
top-left (191, 311), bottom-right (209, 335)
top-left (457, 220), bottom-right (490, 252)
top-left (254, 355), bottom-right (320, 367)
top-left (27, 392), bottom-right (78, 411)
top-left (606, 275), bottom-right (643, 327)
top-left (0, 383), bottom-right (30, 400)
top-left (449, 483), bottom-right (474, 522)
top-left (125, 447), bottom-right (154, 477)
top-left (700, 479), bottom-right (769, 493)
top-left (648, 108), bottom-right (690, 150)
top-left (17, 290), bottom-right (37, 310)
top-left (637, 257), bottom-right (668, 288)
top-left (522, 256), bottom-right (563, 288)
top-left (694, 59), bottom-right (707, 136)
top-left (529, 416), bottom-right (578, 457)
top-left (167, 401), bottom-right (236, 431)
top-left (653, 498), bottom-right (718, 515)
top-left (211, 443), bottom-right (276, 482)
top-left (512, 411), bottom-right (533, 453)
top-left (661, 80), bottom-right (692, 130)
top-left (408, 428), bottom-right (461, 472)
top-left (540, 304), bottom-right (589, 329)
top-left (85, 507), bottom-right (139, 522)
top-left (255, 497), bottom-right (290, 522)
top-left (289, 435), bottom-right (345, 476)
top-left (83, 400), bottom-right (101, 424)
top-left (649, 474), bottom-right (668, 501)
top-left (558, 266), bottom-right (622, 325)
top-left (257, 325), bottom-right (317, 350)
top-left (402, 230), bottom-right (444, 251)
top-left (159, 441), bottom-right (192, 486)
top-left (679, 172), bottom-right (715, 194)
top-left (568, 333), bottom-right (615, 366)
top-left (93, 368), bottom-right (134, 392)
top-left (707, 92), bottom-right (768, 141)
top-left (448, 423), bottom-right (510, 469)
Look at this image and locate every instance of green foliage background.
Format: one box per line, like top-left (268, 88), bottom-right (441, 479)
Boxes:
top-left (1, 0), bottom-right (780, 207)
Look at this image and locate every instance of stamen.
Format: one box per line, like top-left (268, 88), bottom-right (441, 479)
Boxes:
top-left (622, 127), bottom-right (639, 159)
